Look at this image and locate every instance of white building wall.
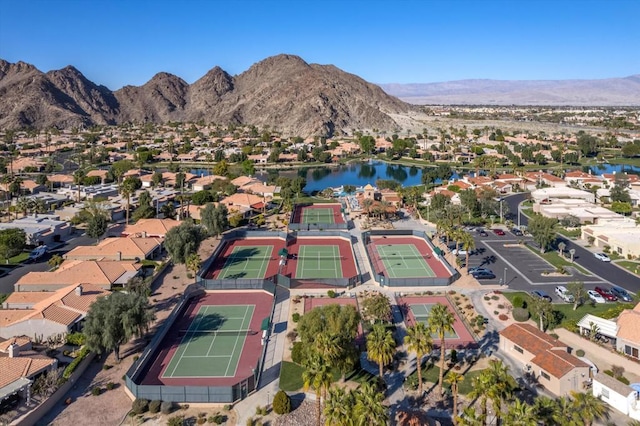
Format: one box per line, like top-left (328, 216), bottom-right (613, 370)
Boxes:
top-left (0, 318), bottom-right (68, 340)
top-left (593, 380), bottom-right (630, 415)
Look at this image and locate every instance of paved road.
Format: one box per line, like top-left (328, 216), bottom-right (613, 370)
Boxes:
top-left (0, 232), bottom-right (93, 294)
top-left (505, 193), bottom-right (640, 295)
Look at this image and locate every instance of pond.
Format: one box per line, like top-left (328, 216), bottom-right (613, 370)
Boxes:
top-left (587, 164), bottom-right (640, 175)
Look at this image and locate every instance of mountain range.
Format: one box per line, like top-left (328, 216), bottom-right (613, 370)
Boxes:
top-left (0, 54), bottom-right (408, 136)
top-left (379, 75), bottom-right (640, 106)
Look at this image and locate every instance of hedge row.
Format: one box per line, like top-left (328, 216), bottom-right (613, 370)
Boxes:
top-left (63, 346), bottom-right (91, 380)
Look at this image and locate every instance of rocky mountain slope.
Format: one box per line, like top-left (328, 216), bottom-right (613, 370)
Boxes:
top-left (0, 55), bottom-right (409, 136)
top-left (380, 75), bottom-right (640, 106)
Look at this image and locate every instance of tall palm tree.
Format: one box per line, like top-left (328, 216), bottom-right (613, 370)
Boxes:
top-left (468, 372), bottom-right (491, 426)
top-left (460, 231), bottom-right (476, 270)
top-left (314, 332), bottom-right (341, 364)
top-left (503, 399), bottom-right (537, 426)
top-left (323, 386), bottom-right (354, 426)
top-left (120, 177), bottom-right (138, 225)
top-left (404, 322), bottom-right (433, 395)
top-left (428, 303), bottom-right (455, 395)
top-left (485, 360), bottom-right (516, 426)
top-left (531, 396), bottom-right (557, 426)
top-left (353, 382), bottom-right (388, 426)
top-left (366, 323), bottom-right (396, 382)
top-left (553, 396), bottom-right (581, 426)
top-left (303, 353), bottom-right (333, 426)
top-left (73, 169), bottom-right (85, 203)
top-left (446, 371), bottom-right (464, 424)
top-left (570, 390), bottom-right (609, 426)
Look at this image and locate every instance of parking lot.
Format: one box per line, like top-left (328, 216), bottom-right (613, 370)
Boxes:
top-left (453, 227), bottom-right (610, 301)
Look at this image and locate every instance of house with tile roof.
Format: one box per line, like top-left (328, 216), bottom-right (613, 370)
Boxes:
top-left (64, 237), bottom-right (162, 261)
top-left (1, 283), bottom-right (109, 339)
top-left (616, 303), bottom-right (640, 361)
top-left (14, 260), bottom-right (141, 292)
top-left (119, 218), bottom-right (181, 239)
top-left (499, 323), bottom-right (591, 397)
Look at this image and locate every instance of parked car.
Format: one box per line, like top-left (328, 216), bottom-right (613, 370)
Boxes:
top-left (493, 229), bottom-right (506, 236)
top-left (472, 270), bottom-right (496, 280)
top-left (530, 290), bottom-right (552, 302)
top-left (511, 227), bottom-right (523, 236)
top-left (451, 248), bottom-right (469, 256)
top-left (594, 252), bottom-right (611, 262)
top-left (610, 286), bottom-right (633, 302)
top-left (594, 286), bottom-right (618, 301)
top-left (555, 285), bottom-right (574, 303)
top-left (587, 290), bottom-right (607, 304)
top-left (468, 266), bottom-right (493, 274)
top-left (28, 245), bottom-right (48, 262)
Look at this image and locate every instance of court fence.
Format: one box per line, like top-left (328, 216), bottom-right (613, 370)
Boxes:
top-left (361, 230), bottom-right (459, 287)
top-left (289, 203), bottom-right (348, 230)
top-left (276, 274), bottom-right (357, 289)
top-left (124, 284), bottom-right (270, 403)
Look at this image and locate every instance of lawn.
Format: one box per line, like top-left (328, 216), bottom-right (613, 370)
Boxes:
top-left (502, 291), bottom-right (633, 328)
top-left (405, 363), bottom-right (485, 395)
top-left (616, 260), bottom-right (640, 275)
top-left (5, 251), bottom-right (30, 265)
top-left (524, 244), bottom-right (590, 275)
top-left (279, 360), bottom-right (354, 392)
top-left (557, 228), bottom-right (581, 239)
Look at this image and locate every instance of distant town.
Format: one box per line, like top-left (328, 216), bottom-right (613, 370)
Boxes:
top-left (1, 105), bottom-right (640, 426)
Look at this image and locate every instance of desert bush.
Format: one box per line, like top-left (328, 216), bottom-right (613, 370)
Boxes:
top-left (149, 400), bottom-right (162, 414)
top-left (483, 296), bottom-right (490, 301)
top-left (106, 382), bottom-right (115, 390)
top-left (286, 330), bottom-right (298, 342)
top-left (497, 304), bottom-right (505, 309)
top-left (91, 386), bottom-right (101, 396)
top-left (327, 290), bottom-right (336, 298)
top-left (493, 310), bottom-right (499, 315)
top-left (102, 364), bottom-right (112, 370)
top-left (491, 295), bottom-right (499, 300)
top-left (167, 415), bottom-right (184, 426)
top-left (208, 414), bottom-right (226, 424)
top-left (132, 398), bottom-right (149, 414)
top-left (576, 349), bottom-right (585, 357)
top-left (512, 307), bottom-right (530, 322)
top-left (618, 376), bottom-right (630, 385)
top-left (273, 390), bottom-right (292, 414)
top-left (161, 401), bottom-right (175, 415)
top-left (292, 312), bottom-right (301, 323)
top-left (612, 365), bottom-right (625, 379)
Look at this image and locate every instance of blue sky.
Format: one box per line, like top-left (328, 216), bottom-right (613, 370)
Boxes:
top-left (1, 0), bottom-right (638, 90)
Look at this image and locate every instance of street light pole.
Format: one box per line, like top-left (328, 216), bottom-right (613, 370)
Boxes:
top-left (517, 203), bottom-right (521, 228)
top-left (503, 268), bottom-right (507, 286)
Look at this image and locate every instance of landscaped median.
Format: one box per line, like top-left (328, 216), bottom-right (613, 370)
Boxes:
top-left (523, 244), bottom-right (591, 275)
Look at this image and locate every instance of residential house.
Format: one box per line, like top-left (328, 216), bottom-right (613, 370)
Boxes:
top-left (119, 218), bottom-right (181, 239)
top-left (523, 172), bottom-right (567, 190)
top-left (0, 214), bottom-right (73, 246)
top-left (499, 323), bottom-right (591, 397)
top-left (192, 175), bottom-right (227, 192)
top-left (616, 303), bottom-right (640, 361)
top-left (581, 219), bottom-right (640, 258)
top-left (14, 260), bottom-right (142, 292)
top-left (247, 154), bottom-right (268, 164)
top-left (10, 157), bottom-right (45, 173)
top-left (1, 283), bottom-right (109, 339)
top-left (64, 237), bottom-right (162, 261)
top-left (531, 187), bottom-right (596, 204)
top-left (219, 193), bottom-right (265, 218)
top-left (86, 169), bottom-right (109, 184)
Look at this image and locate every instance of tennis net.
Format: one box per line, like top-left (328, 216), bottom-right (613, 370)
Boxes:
top-left (178, 329), bottom-right (256, 338)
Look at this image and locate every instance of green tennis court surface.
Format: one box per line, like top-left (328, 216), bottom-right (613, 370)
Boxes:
top-left (410, 304), bottom-right (458, 339)
top-left (163, 305), bottom-right (255, 378)
top-left (302, 208), bottom-right (336, 224)
top-left (376, 244), bottom-right (435, 278)
top-left (295, 245), bottom-right (343, 278)
top-left (218, 245), bottom-right (273, 279)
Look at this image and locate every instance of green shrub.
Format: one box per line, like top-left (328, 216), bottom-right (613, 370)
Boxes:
top-left (149, 400), bottom-right (162, 414)
top-left (63, 346), bottom-right (90, 379)
top-left (132, 398), bottom-right (149, 414)
top-left (246, 418), bottom-right (254, 426)
top-left (491, 295), bottom-right (499, 300)
top-left (604, 370), bottom-right (614, 377)
top-left (102, 364), bottom-right (112, 370)
top-left (273, 390), bottom-right (292, 415)
top-left (512, 307), bottom-right (530, 322)
top-left (106, 382), bottom-right (115, 390)
top-left (91, 386), bottom-right (101, 396)
top-left (618, 376), bottom-right (630, 385)
top-left (291, 342), bottom-right (305, 364)
top-left (208, 414), bottom-right (226, 424)
top-left (66, 332), bottom-right (86, 346)
top-left (563, 319), bottom-right (579, 333)
top-left (327, 290), bottom-right (336, 298)
top-left (167, 415), bottom-right (184, 426)
top-left (576, 349), bottom-right (585, 357)
top-left (161, 401), bottom-right (174, 415)
top-left (512, 296), bottom-right (524, 309)
top-left (292, 312), bottom-right (301, 323)
top-left (550, 333), bottom-right (559, 339)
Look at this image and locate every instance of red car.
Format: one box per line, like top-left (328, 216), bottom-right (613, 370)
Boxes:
top-left (493, 229), bottom-right (506, 236)
top-left (594, 286), bottom-right (618, 302)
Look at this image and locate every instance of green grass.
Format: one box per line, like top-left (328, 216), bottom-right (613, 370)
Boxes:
top-left (616, 260), bottom-right (640, 275)
top-left (524, 244), bottom-right (590, 275)
top-left (6, 251), bottom-right (29, 265)
top-left (279, 361), bottom-right (305, 392)
top-left (0, 293), bottom-right (9, 306)
top-left (406, 363), bottom-right (486, 395)
top-left (557, 228), bottom-right (581, 239)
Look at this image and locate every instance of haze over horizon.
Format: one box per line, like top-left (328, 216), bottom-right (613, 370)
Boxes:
top-left (1, 0), bottom-right (639, 90)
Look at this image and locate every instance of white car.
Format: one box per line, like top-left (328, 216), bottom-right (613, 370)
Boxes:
top-left (587, 290), bottom-right (606, 304)
top-left (594, 253), bottom-right (611, 262)
top-left (555, 285), bottom-right (574, 303)
top-left (451, 248), bottom-right (468, 256)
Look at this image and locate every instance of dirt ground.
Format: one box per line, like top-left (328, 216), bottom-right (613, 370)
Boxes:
top-left (36, 237), bottom-right (230, 426)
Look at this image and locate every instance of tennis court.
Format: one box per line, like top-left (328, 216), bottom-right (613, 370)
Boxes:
top-left (295, 245), bottom-right (343, 279)
top-left (162, 305), bottom-right (255, 378)
top-left (217, 245), bottom-right (273, 280)
top-left (301, 207), bottom-right (336, 224)
top-left (409, 303), bottom-right (458, 339)
top-left (375, 244), bottom-right (435, 278)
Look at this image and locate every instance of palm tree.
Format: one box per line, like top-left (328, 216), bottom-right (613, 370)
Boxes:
top-left (570, 390), bottom-right (608, 426)
top-left (303, 353), bottom-right (333, 426)
top-left (531, 396), bottom-right (557, 426)
top-left (73, 169), bottom-right (85, 203)
top-left (446, 371), bottom-right (464, 424)
top-left (529, 296), bottom-right (553, 331)
top-left (362, 198), bottom-right (374, 217)
top-left (353, 382), bottom-right (388, 426)
top-left (404, 322), bottom-right (433, 395)
top-left (120, 176), bottom-right (138, 225)
top-left (553, 396), bottom-right (581, 426)
top-left (366, 323), bottom-right (396, 382)
top-left (468, 373), bottom-right (491, 426)
top-left (323, 386), bottom-right (354, 426)
top-left (485, 360), bottom-right (516, 426)
top-left (428, 303), bottom-right (455, 395)
top-left (460, 231), bottom-right (476, 271)
top-left (314, 332), bottom-right (341, 364)
top-left (186, 253), bottom-right (201, 278)
top-left (456, 407), bottom-right (483, 426)
top-left (503, 399), bottom-right (537, 426)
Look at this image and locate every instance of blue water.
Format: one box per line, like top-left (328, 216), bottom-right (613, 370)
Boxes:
top-left (302, 161), bottom-right (424, 192)
top-left (588, 164), bottom-right (640, 175)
